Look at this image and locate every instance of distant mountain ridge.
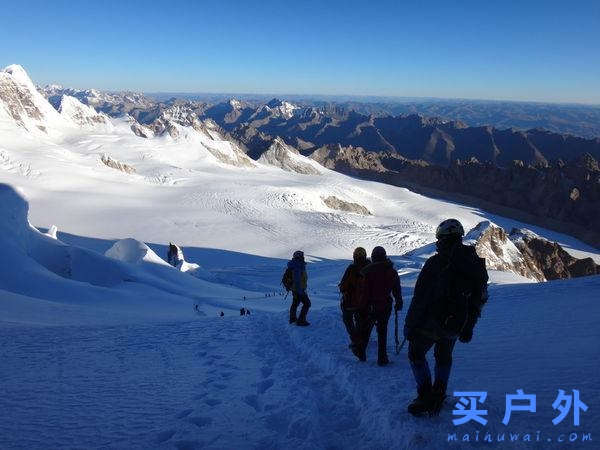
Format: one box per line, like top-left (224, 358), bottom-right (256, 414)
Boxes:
top-left (192, 100), bottom-right (600, 167)
top-left (147, 93), bottom-right (600, 139)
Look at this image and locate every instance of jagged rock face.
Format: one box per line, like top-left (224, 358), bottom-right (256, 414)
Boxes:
top-left (0, 73), bottom-right (43, 126)
top-left (465, 221), bottom-right (600, 281)
top-left (310, 144), bottom-right (387, 173)
top-left (100, 154), bottom-right (136, 174)
top-left (204, 99), bottom-right (254, 128)
top-left (130, 121), bottom-right (154, 138)
top-left (201, 102), bottom-right (600, 167)
top-left (258, 138), bottom-right (321, 175)
top-left (510, 229), bottom-right (600, 280)
top-left (322, 196), bottom-right (371, 215)
top-left (230, 125), bottom-right (275, 159)
top-left (465, 221), bottom-right (546, 281)
top-left (0, 65), bottom-right (64, 133)
top-left (149, 117), bottom-right (180, 138)
top-left (316, 146), bottom-right (600, 248)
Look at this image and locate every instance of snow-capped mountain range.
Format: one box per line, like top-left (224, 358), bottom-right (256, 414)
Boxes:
top-left (1, 64), bottom-right (598, 265)
top-left (31, 71), bottom-right (600, 248)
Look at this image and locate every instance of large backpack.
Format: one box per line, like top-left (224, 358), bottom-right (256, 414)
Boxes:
top-left (338, 264), bottom-right (366, 310)
top-left (281, 267), bottom-right (294, 292)
top-left (434, 250), bottom-right (488, 336)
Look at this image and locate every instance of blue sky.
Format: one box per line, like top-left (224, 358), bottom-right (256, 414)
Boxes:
top-left (2, 0), bottom-right (599, 103)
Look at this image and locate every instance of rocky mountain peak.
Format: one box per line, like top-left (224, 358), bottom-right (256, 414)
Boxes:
top-left (0, 64), bottom-right (66, 134)
top-left (57, 95), bottom-right (112, 129)
top-left (3, 64), bottom-right (33, 87)
top-left (465, 221), bottom-right (600, 281)
top-left (465, 221), bottom-right (546, 281)
top-left (266, 98), bottom-right (283, 108)
top-left (258, 138), bottom-right (321, 175)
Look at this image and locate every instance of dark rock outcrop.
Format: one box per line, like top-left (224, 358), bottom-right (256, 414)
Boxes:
top-left (100, 154), bottom-right (136, 174)
top-left (509, 229), bottom-right (600, 280)
top-left (314, 147), bottom-right (600, 248)
top-left (465, 221), bottom-right (600, 281)
top-left (465, 221), bottom-right (546, 281)
top-left (322, 196), bottom-right (371, 216)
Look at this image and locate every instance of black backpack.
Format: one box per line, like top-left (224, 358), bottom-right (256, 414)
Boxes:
top-left (435, 249), bottom-right (488, 336)
top-left (281, 267), bottom-right (293, 292)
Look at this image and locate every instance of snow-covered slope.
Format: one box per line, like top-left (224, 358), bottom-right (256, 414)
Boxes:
top-left (2, 258), bottom-right (598, 447)
top-left (0, 184), bottom-right (251, 325)
top-left (57, 95), bottom-right (114, 131)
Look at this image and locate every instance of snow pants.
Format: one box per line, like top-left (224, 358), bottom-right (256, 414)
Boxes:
top-left (408, 335), bottom-right (456, 395)
top-left (341, 307), bottom-right (367, 346)
top-left (360, 306), bottom-right (391, 362)
top-left (290, 292), bottom-right (311, 322)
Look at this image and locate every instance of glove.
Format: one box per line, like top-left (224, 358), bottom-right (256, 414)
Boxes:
top-left (459, 328), bottom-right (473, 343)
top-left (403, 325), bottom-right (414, 340)
top-left (367, 305), bottom-right (376, 321)
top-left (394, 300), bottom-right (403, 312)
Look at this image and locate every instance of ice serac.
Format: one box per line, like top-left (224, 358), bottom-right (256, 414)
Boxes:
top-left (0, 184), bottom-right (250, 322)
top-left (105, 238), bottom-right (169, 266)
top-left (0, 64), bottom-right (67, 135)
top-left (0, 183), bottom-right (126, 289)
top-left (45, 225), bottom-right (58, 239)
top-left (258, 137), bottom-right (322, 174)
top-left (167, 243), bottom-right (213, 280)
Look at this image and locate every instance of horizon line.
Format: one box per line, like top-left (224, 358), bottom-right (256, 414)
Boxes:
top-left (141, 91), bottom-right (600, 108)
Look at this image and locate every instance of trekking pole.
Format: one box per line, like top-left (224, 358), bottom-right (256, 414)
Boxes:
top-left (394, 309), bottom-right (401, 354)
top-left (396, 337), bottom-right (407, 354)
top-left (283, 291), bottom-right (289, 302)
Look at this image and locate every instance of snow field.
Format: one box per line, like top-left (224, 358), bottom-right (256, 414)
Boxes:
top-left (3, 275), bottom-right (598, 449)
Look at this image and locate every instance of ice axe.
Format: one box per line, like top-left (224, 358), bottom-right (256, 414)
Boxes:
top-left (394, 310), bottom-right (407, 354)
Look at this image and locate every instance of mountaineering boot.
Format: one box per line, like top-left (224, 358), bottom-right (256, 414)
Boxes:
top-left (407, 394), bottom-right (432, 416)
top-left (408, 360), bottom-right (433, 415)
top-left (377, 355), bottom-right (390, 366)
top-left (408, 383), bottom-right (433, 416)
top-left (428, 381), bottom-right (447, 416)
top-left (289, 317), bottom-right (297, 324)
top-left (296, 319), bottom-right (310, 326)
top-left (352, 344), bottom-right (366, 361)
top-left (429, 362), bottom-right (451, 414)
